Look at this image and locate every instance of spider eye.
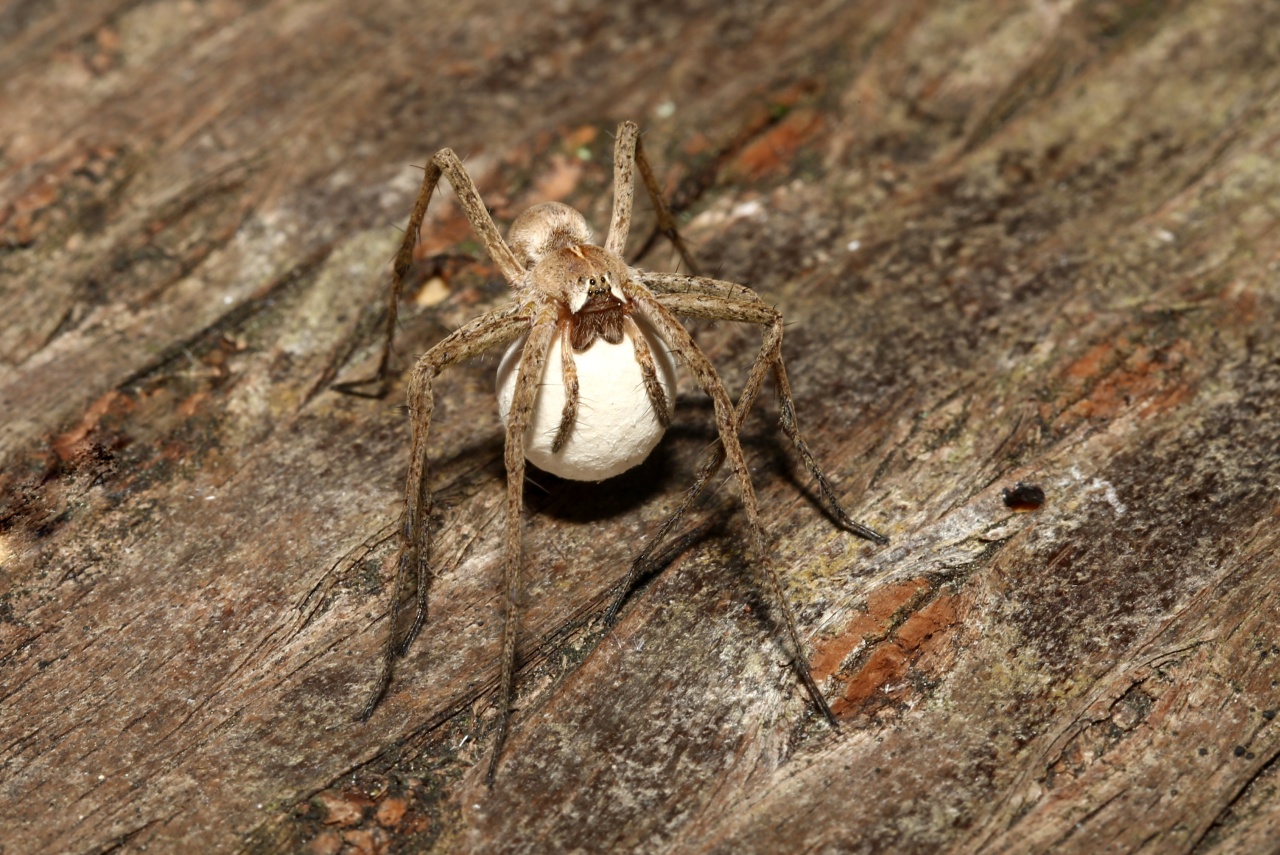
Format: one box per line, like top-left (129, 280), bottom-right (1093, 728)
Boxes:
top-left (589, 278), bottom-right (597, 287)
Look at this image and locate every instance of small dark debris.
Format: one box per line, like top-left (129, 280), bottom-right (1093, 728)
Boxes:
top-left (1002, 482), bottom-right (1046, 511)
top-left (1233, 745), bottom-right (1247, 757)
top-left (1263, 709), bottom-right (1276, 721)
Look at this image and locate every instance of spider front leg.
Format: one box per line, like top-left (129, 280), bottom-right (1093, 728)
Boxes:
top-left (490, 306), bottom-right (559, 786)
top-left (605, 273), bottom-right (887, 625)
top-left (551, 326), bottom-right (579, 454)
top-left (629, 288), bottom-right (839, 728)
top-left (359, 306), bottom-right (530, 721)
top-left (655, 274), bottom-right (888, 542)
top-left (335, 149), bottom-right (525, 399)
top-left (606, 121), bottom-right (702, 275)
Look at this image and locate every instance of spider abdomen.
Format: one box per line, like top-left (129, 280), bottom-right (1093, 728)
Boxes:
top-left (495, 317), bottom-right (676, 481)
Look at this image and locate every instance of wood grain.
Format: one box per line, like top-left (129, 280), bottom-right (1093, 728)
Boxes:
top-left (2, 1), bottom-right (1278, 852)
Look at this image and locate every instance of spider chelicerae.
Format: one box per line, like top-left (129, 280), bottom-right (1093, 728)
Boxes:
top-left (338, 121), bottom-right (887, 784)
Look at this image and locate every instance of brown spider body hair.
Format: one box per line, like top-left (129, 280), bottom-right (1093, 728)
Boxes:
top-left (337, 121), bottom-right (887, 787)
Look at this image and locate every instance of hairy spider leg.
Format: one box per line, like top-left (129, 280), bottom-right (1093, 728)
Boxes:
top-left (622, 315), bottom-right (672, 424)
top-left (551, 324), bottom-right (579, 453)
top-left (607, 121), bottom-right (702, 275)
top-left (604, 273), bottom-right (889, 626)
top-left (353, 145), bottom-right (531, 715)
top-left (335, 148), bottom-right (525, 398)
top-left (626, 285), bottom-right (839, 728)
top-left (653, 275), bottom-right (888, 538)
top-left (547, 302), bottom-right (672, 453)
top-left (610, 122), bottom-right (882, 725)
top-left (490, 307), bottom-right (559, 785)
top-left (359, 307), bottom-right (531, 720)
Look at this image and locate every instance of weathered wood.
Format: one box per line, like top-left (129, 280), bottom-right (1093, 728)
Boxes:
top-left (2, 1), bottom-right (1278, 852)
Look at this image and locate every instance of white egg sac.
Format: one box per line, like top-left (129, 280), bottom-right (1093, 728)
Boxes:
top-left (495, 317), bottom-right (677, 481)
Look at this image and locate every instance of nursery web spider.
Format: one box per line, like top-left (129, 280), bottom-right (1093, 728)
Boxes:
top-left (338, 121), bottom-right (887, 784)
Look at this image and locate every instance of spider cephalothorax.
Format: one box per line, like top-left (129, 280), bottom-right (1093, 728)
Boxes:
top-left (338, 121), bottom-right (887, 785)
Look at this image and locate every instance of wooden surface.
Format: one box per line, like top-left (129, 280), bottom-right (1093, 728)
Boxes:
top-left (3, 1), bottom-right (1279, 852)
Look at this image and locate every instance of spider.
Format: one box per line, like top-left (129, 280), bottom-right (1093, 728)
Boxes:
top-left (338, 121), bottom-right (887, 785)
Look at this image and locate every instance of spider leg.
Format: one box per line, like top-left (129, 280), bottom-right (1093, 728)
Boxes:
top-left (551, 314), bottom-right (669, 455)
top-left (605, 274), bottom-right (886, 625)
top-left (551, 324), bottom-right (578, 453)
top-left (604, 121), bottom-right (640, 257)
top-left (623, 315), bottom-right (672, 427)
top-left (335, 149), bottom-right (527, 399)
top-left (489, 306), bottom-right (559, 786)
top-left (602, 290), bottom-right (771, 626)
top-left (629, 287), bottom-right (838, 728)
top-left (647, 274), bottom-right (887, 543)
top-left (359, 305), bottom-right (530, 722)
top-left (641, 269), bottom-right (761, 303)
top-left (606, 121), bottom-right (702, 275)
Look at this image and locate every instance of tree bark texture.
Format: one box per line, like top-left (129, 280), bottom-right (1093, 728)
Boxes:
top-left (2, 1), bottom-right (1278, 853)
